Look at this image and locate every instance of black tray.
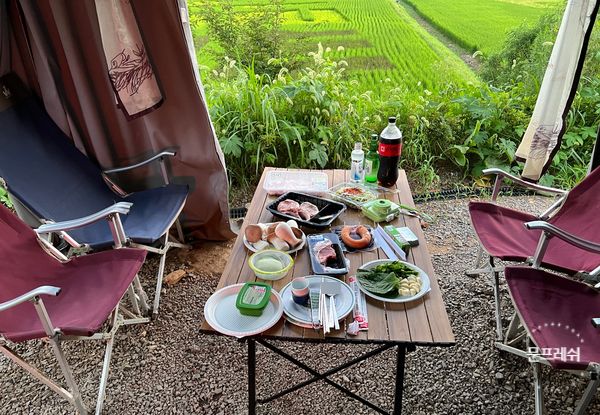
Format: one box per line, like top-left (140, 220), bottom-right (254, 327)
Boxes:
top-left (266, 192), bottom-right (346, 230)
top-left (306, 233), bottom-right (348, 276)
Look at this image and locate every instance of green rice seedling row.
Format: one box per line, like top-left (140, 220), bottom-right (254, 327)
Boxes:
top-left (191, 0), bottom-right (477, 93)
top-left (404, 0), bottom-right (563, 55)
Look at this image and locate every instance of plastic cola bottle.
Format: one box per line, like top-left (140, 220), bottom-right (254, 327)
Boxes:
top-left (377, 117), bottom-right (402, 187)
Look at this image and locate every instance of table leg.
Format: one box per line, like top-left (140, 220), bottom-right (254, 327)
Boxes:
top-left (393, 345), bottom-right (406, 415)
top-left (248, 339), bottom-right (256, 415)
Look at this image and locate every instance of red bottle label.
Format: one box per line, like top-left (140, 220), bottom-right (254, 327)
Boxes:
top-left (378, 142), bottom-right (402, 157)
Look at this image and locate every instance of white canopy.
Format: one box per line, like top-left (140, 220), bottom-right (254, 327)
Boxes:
top-left (516, 0), bottom-right (599, 181)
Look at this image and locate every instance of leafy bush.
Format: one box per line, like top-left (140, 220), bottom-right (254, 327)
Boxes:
top-left (204, 45), bottom-right (529, 187)
top-left (198, 0), bottom-right (284, 76)
top-left (0, 179), bottom-right (12, 209)
top-left (201, 5), bottom-right (600, 191)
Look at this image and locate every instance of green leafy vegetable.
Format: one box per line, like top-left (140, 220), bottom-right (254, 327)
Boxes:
top-left (357, 261), bottom-right (419, 296)
top-left (356, 272), bottom-right (398, 295)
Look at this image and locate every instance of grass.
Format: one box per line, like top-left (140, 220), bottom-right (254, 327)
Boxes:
top-left (190, 0), bottom-right (478, 93)
top-left (403, 0), bottom-right (564, 55)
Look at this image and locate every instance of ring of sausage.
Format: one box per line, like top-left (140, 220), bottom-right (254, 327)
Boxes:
top-left (340, 225), bottom-right (372, 249)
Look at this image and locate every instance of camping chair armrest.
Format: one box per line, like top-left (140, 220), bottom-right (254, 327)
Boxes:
top-left (103, 151), bottom-right (176, 174)
top-left (483, 168), bottom-right (567, 201)
top-left (34, 202), bottom-right (132, 234)
top-left (525, 221), bottom-right (600, 266)
top-left (0, 286), bottom-right (60, 312)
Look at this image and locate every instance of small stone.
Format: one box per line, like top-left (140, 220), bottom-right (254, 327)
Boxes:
top-left (164, 269), bottom-right (187, 285)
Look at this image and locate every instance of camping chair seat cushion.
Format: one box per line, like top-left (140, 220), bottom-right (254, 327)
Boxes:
top-left (505, 266), bottom-right (600, 370)
top-left (0, 205), bottom-right (146, 343)
top-left (68, 184), bottom-right (188, 249)
top-left (469, 201), bottom-right (599, 274)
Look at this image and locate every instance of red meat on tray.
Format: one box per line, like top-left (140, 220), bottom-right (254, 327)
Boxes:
top-left (277, 199), bottom-right (301, 217)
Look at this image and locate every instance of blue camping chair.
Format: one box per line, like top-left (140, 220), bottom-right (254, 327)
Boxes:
top-left (0, 73), bottom-right (189, 318)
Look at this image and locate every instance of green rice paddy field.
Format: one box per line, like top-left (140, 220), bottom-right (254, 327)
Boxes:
top-left (190, 0), bottom-right (563, 92)
top-left (405, 0), bottom-right (563, 54)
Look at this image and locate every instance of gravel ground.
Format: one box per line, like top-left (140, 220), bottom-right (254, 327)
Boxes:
top-left (1, 195), bottom-right (598, 414)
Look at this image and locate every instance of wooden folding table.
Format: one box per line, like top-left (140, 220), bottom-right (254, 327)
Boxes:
top-left (201, 168), bottom-right (455, 414)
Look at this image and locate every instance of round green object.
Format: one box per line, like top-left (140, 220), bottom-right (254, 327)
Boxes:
top-left (254, 256), bottom-right (284, 272)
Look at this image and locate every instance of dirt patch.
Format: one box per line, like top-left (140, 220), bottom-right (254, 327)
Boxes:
top-left (178, 240), bottom-right (235, 277)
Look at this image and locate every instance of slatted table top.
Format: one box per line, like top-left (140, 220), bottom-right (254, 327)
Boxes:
top-left (201, 168), bottom-right (455, 346)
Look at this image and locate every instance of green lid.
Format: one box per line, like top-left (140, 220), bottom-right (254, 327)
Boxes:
top-left (361, 199), bottom-right (400, 222)
top-left (236, 282), bottom-right (272, 316)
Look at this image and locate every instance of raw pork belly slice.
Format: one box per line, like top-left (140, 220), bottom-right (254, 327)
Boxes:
top-left (277, 199), bottom-right (300, 217)
top-left (298, 202), bottom-right (319, 220)
top-left (314, 240), bottom-right (336, 264)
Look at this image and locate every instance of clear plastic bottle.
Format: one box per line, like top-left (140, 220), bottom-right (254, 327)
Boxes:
top-left (364, 134), bottom-right (380, 183)
top-left (350, 142), bottom-right (364, 183)
top-left (377, 117), bottom-right (403, 187)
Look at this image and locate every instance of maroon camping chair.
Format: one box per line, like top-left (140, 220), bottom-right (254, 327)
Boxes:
top-left (0, 205), bottom-right (146, 414)
top-left (468, 167), bottom-right (600, 341)
top-left (505, 266), bottom-right (600, 415)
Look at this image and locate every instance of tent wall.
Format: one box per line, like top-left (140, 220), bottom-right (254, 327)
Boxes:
top-left (516, 0), bottom-right (599, 181)
top-left (5, 0), bottom-right (234, 241)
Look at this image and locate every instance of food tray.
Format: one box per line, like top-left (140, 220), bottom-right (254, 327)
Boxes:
top-left (266, 192), bottom-right (346, 230)
top-left (306, 233), bottom-right (348, 276)
top-left (328, 182), bottom-right (379, 209)
top-left (331, 225), bottom-right (378, 253)
top-left (263, 170), bottom-right (329, 196)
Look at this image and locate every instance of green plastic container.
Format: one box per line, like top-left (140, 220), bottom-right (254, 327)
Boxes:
top-left (236, 282), bottom-right (272, 316)
top-left (361, 199), bottom-right (400, 222)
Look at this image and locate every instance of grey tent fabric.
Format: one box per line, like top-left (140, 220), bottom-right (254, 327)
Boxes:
top-left (5, 0), bottom-right (234, 240)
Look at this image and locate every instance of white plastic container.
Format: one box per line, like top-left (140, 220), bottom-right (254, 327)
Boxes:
top-left (263, 170), bottom-right (329, 196)
top-left (350, 142), bottom-right (365, 183)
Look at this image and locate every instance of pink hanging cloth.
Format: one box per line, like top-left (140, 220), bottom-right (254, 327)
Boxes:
top-left (95, 0), bottom-right (163, 118)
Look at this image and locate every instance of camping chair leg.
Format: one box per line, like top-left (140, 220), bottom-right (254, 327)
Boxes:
top-left (490, 257), bottom-right (503, 341)
top-left (34, 297), bottom-right (89, 414)
top-left (532, 361), bottom-right (546, 415)
top-left (0, 344), bottom-right (76, 404)
top-left (504, 313), bottom-right (527, 346)
top-left (574, 376), bottom-right (600, 415)
top-left (474, 245), bottom-right (484, 269)
top-left (465, 246), bottom-right (485, 276)
top-left (152, 235), bottom-right (169, 318)
top-left (127, 284), bottom-right (141, 316)
top-left (133, 275), bottom-right (150, 315)
top-left (95, 309), bottom-right (119, 415)
top-left (175, 219), bottom-right (185, 244)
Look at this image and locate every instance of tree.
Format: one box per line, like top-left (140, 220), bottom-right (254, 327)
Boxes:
top-left (200, 0), bottom-right (284, 76)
